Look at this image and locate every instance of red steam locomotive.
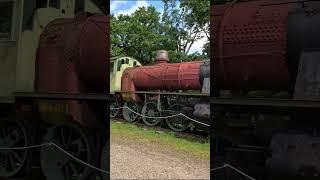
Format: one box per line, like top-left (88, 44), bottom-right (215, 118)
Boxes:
top-left (211, 0), bottom-right (320, 179)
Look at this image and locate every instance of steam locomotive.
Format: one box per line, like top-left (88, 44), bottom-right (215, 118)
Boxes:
top-left (0, 1), bottom-right (109, 180)
top-left (110, 50), bottom-right (210, 132)
top-left (211, 0), bottom-right (320, 179)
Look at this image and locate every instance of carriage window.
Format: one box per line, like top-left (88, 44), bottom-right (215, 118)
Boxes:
top-left (49, 0), bottom-right (60, 9)
top-left (133, 61), bottom-right (137, 66)
top-left (125, 58), bottom-right (129, 64)
top-left (0, 1), bottom-right (14, 40)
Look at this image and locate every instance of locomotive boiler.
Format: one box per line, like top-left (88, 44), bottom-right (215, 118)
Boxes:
top-left (211, 0), bottom-right (320, 179)
top-left (110, 50), bottom-right (210, 132)
top-left (0, 1), bottom-right (109, 180)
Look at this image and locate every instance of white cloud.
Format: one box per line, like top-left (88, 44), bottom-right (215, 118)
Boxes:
top-left (115, 0), bottom-right (149, 16)
top-left (188, 31), bottom-right (208, 55)
top-left (110, 0), bottom-right (128, 12)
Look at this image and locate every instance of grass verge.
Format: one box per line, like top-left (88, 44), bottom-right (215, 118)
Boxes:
top-left (111, 120), bottom-right (210, 160)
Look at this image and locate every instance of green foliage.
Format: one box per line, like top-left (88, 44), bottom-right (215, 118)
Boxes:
top-left (111, 0), bottom-right (209, 65)
top-left (111, 7), bottom-right (167, 65)
top-left (162, 0), bottom-right (209, 54)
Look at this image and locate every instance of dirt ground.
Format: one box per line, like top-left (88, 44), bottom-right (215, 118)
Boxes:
top-left (110, 134), bottom-right (210, 180)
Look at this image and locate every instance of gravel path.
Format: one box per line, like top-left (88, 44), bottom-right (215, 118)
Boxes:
top-left (110, 136), bottom-right (210, 180)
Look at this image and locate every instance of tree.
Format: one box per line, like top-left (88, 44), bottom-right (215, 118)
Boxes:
top-left (161, 0), bottom-right (209, 55)
top-left (111, 0), bottom-right (210, 65)
top-left (111, 6), bottom-right (171, 65)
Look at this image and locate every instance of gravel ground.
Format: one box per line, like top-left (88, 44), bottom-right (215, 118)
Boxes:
top-left (110, 136), bottom-right (210, 180)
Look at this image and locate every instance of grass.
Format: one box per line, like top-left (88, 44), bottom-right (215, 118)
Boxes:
top-left (110, 120), bottom-right (210, 160)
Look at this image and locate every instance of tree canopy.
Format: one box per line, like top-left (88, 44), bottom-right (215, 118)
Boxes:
top-left (111, 0), bottom-right (209, 65)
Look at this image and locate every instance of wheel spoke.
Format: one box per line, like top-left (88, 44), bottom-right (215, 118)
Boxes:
top-left (0, 120), bottom-right (28, 177)
top-left (9, 151), bottom-right (22, 164)
top-left (166, 104), bottom-right (190, 132)
top-left (123, 101), bottom-right (139, 122)
top-left (8, 154), bottom-right (16, 169)
top-left (41, 123), bottom-right (91, 180)
top-left (142, 102), bottom-right (161, 126)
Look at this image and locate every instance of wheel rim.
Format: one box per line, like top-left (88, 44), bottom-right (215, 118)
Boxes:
top-left (40, 123), bottom-right (93, 180)
top-left (0, 119), bottom-right (28, 177)
top-left (122, 101), bottom-right (140, 122)
top-left (110, 96), bottom-right (120, 118)
top-left (165, 104), bottom-right (191, 132)
top-left (142, 102), bottom-right (161, 126)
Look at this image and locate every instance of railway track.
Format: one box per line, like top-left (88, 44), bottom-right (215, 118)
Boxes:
top-left (111, 118), bottom-right (209, 143)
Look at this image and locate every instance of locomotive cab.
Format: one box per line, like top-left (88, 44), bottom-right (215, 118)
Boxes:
top-left (110, 57), bottom-right (142, 94)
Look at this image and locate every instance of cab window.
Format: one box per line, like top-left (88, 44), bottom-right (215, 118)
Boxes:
top-left (110, 62), bottom-right (114, 79)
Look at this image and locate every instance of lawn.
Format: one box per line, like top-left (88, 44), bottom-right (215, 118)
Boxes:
top-left (110, 120), bottom-right (210, 160)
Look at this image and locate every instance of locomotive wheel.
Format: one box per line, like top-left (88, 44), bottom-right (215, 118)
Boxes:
top-left (110, 95), bottom-right (120, 118)
top-left (165, 104), bottom-right (190, 132)
top-left (0, 118), bottom-right (28, 178)
top-left (123, 101), bottom-right (140, 122)
top-left (141, 102), bottom-right (161, 126)
top-left (100, 142), bottom-right (109, 180)
top-left (40, 122), bottom-right (94, 180)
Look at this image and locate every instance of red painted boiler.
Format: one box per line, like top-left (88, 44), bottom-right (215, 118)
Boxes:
top-left (35, 12), bottom-right (108, 127)
top-left (121, 50), bottom-right (203, 101)
top-left (212, 0), bottom-right (292, 90)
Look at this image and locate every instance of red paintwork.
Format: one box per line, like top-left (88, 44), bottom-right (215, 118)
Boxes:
top-left (122, 60), bottom-right (202, 102)
top-left (212, 0), bottom-right (294, 90)
top-left (35, 13), bottom-right (108, 127)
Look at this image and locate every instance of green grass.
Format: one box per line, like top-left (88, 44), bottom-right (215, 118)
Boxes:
top-left (111, 120), bottom-right (210, 160)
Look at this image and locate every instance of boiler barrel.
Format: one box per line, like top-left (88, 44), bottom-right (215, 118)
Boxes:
top-left (122, 61), bottom-right (203, 92)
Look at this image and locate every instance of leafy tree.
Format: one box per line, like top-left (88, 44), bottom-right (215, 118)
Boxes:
top-left (111, 0), bottom-right (210, 65)
top-left (162, 0), bottom-right (209, 55)
top-left (111, 6), bottom-right (170, 65)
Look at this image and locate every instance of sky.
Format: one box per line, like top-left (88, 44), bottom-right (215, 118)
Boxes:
top-left (110, 0), bottom-right (207, 54)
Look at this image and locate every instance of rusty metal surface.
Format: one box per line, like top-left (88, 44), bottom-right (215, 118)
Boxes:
top-left (121, 61), bottom-right (203, 101)
top-left (211, 0), bottom-right (292, 90)
top-left (35, 13), bottom-right (108, 127)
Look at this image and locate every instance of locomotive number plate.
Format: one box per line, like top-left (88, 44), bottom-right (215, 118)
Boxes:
top-left (38, 101), bottom-right (68, 114)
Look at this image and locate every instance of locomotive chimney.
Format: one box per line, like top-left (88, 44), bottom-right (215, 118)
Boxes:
top-left (155, 50), bottom-right (169, 64)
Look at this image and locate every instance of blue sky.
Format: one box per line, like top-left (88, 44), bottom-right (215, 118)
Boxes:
top-left (111, 0), bottom-right (164, 16)
top-left (110, 0), bottom-right (207, 54)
